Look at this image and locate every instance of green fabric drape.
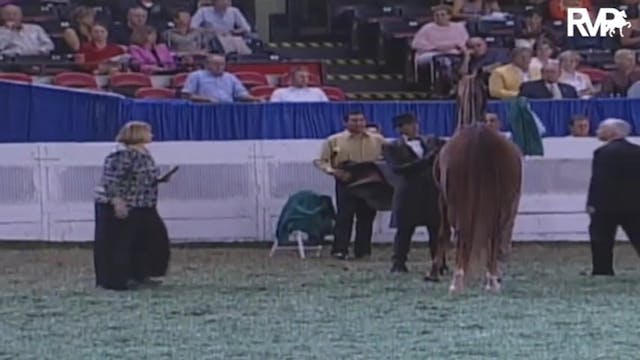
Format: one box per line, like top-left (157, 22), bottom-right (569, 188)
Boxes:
top-left (275, 190), bottom-right (335, 245)
top-left (507, 97), bottom-right (544, 156)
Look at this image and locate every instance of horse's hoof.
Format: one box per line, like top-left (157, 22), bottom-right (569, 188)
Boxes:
top-left (423, 274), bottom-right (440, 282)
top-left (484, 274), bottom-right (502, 293)
top-left (449, 271), bottom-right (464, 294)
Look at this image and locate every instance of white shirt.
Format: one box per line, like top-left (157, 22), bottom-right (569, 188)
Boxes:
top-left (546, 82), bottom-right (563, 99)
top-left (403, 136), bottom-right (424, 158)
top-left (270, 87), bottom-right (329, 102)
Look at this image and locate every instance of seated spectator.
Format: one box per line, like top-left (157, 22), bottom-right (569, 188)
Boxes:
top-left (557, 50), bottom-right (594, 98)
top-left (115, 0), bottom-right (170, 29)
top-left (190, 0), bottom-right (253, 54)
top-left (270, 67), bottom-right (329, 102)
top-left (191, 0), bottom-right (251, 36)
top-left (549, 0), bottom-right (593, 22)
top-left (111, 7), bottom-right (148, 45)
top-left (600, 49), bottom-right (640, 97)
top-left (451, 0), bottom-right (500, 20)
top-left (0, 4), bottom-right (54, 56)
top-left (514, 9), bottom-right (559, 49)
top-left (528, 39), bottom-right (555, 80)
top-left (181, 54), bottom-right (260, 103)
top-left (458, 37), bottom-right (506, 77)
top-left (568, 115), bottom-right (591, 137)
top-left (79, 24), bottom-right (126, 74)
top-left (620, 15), bottom-right (640, 49)
top-left (128, 25), bottom-right (176, 74)
top-left (519, 61), bottom-right (579, 99)
top-left (488, 47), bottom-right (532, 99)
top-left (482, 112), bottom-right (512, 139)
top-left (63, 6), bottom-right (96, 53)
top-left (411, 5), bottom-right (468, 66)
top-left (163, 11), bottom-right (209, 56)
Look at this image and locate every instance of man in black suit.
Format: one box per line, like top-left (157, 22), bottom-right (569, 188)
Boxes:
top-left (519, 62), bottom-right (579, 99)
top-left (587, 118), bottom-right (640, 275)
top-left (383, 113), bottom-right (445, 274)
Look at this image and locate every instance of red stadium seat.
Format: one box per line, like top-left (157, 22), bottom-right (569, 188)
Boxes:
top-left (53, 72), bottom-right (98, 89)
top-left (171, 73), bottom-right (188, 88)
top-left (110, 72), bottom-right (152, 87)
top-left (280, 72), bottom-right (322, 86)
top-left (0, 72), bottom-right (32, 83)
top-left (322, 86), bottom-right (346, 101)
top-left (250, 85), bottom-right (277, 100)
top-left (233, 71), bottom-right (269, 87)
top-left (578, 66), bottom-right (609, 83)
top-left (134, 87), bottom-right (177, 99)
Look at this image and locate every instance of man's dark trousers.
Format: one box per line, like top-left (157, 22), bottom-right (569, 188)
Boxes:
top-left (589, 212), bottom-right (640, 275)
top-left (332, 181), bottom-right (376, 258)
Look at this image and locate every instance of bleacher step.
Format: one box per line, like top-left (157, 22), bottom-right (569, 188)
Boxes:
top-left (326, 73), bottom-right (405, 92)
top-left (266, 42), bottom-right (351, 59)
top-left (346, 92), bottom-right (429, 101)
top-left (323, 58), bottom-right (386, 74)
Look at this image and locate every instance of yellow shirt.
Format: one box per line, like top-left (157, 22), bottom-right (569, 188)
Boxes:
top-left (315, 130), bottom-right (386, 173)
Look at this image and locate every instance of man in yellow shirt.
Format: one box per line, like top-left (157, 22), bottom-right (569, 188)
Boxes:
top-left (315, 111), bottom-right (386, 260)
top-left (488, 47), bottom-right (533, 99)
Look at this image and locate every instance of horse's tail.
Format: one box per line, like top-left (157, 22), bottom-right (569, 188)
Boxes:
top-left (449, 126), bottom-right (521, 275)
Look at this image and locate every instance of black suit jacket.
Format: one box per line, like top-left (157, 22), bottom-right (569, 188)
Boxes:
top-left (518, 80), bottom-right (579, 99)
top-left (383, 135), bottom-right (445, 227)
top-left (587, 139), bottom-right (640, 214)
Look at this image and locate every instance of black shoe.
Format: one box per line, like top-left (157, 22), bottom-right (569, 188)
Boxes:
top-left (331, 252), bottom-right (347, 260)
top-left (390, 263), bottom-right (408, 273)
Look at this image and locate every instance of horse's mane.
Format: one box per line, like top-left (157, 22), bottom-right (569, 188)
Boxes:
top-left (456, 75), bottom-right (488, 129)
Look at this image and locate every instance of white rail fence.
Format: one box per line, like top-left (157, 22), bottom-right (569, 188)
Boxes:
top-left (0, 138), bottom-right (635, 243)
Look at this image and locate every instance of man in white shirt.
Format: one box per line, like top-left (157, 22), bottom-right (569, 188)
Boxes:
top-left (270, 67), bottom-right (329, 102)
top-left (0, 5), bottom-right (54, 56)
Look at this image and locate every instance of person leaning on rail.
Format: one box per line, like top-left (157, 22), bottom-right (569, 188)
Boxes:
top-left (93, 121), bottom-right (176, 291)
top-left (314, 111), bottom-right (387, 260)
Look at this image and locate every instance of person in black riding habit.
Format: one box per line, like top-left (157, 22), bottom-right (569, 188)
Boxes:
top-left (587, 118), bottom-right (640, 276)
top-left (383, 113), bottom-right (446, 275)
top-left (94, 121), bottom-right (175, 290)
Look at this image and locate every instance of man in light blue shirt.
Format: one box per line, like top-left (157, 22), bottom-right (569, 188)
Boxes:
top-left (181, 54), bottom-right (260, 103)
top-left (190, 0), bottom-right (251, 36)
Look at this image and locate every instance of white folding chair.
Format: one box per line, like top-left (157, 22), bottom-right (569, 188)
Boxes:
top-left (269, 230), bottom-right (325, 259)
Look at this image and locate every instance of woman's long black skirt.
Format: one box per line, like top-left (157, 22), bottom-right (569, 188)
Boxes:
top-left (94, 203), bottom-right (170, 290)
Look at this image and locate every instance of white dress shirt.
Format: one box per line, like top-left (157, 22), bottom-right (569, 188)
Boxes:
top-left (270, 87), bottom-right (329, 102)
top-left (403, 136), bottom-right (424, 158)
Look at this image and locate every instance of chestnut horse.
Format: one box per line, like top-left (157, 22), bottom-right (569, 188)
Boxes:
top-left (431, 75), bottom-right (522, 293)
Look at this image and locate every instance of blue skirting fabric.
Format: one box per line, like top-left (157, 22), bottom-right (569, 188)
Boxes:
top-left (0, 81), bottom-right (635, 142)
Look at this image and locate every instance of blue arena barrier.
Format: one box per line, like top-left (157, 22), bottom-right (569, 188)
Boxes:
top-left (1, 81), bottom-right (638, 142)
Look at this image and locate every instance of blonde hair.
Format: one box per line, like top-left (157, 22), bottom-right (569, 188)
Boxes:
top-left (116, 121), bottom-right (152, 145)
top-left (615, 49), bottom-right (636, 63)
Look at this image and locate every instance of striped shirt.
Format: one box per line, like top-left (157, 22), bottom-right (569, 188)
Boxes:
top-left (0, 24), bottom-right (54, 56)
top-left (95, 147), bottom-right (160, 208)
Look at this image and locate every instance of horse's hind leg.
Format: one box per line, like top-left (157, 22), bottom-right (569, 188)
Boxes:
top-left (449, 230), bottom-right (467, 294)
top-left (485, 243), bottom-right (502, 293)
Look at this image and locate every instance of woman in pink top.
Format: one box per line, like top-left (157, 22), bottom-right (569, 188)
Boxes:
top-left (411, 5), bottom-right (469, 65)
top-left (129, 25), bottom-right (176, 74)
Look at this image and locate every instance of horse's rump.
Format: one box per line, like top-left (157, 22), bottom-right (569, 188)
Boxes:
top-left (438, 125), bottom-right (522, 274)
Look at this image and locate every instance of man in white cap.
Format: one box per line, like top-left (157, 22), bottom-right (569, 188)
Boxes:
top-left (587, 118), bottom-right (640, 275)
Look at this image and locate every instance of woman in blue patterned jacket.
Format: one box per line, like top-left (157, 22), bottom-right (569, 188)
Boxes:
top-left (94, 121), bottom-right (174, 291)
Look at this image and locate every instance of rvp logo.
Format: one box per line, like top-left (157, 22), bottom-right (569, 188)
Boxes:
top-left (567, 8), bottom-right (631, 37)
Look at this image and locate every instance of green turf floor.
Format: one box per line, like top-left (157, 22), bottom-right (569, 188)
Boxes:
top-left (0, 243), bottom-right (639, 360)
